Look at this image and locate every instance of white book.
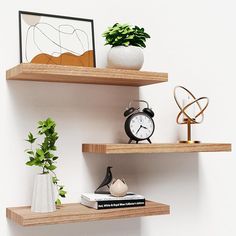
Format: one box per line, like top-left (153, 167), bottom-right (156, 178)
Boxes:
top-left (81, 192), bottom-right (145, 202)
top-left (81, 198), bottom-right (98, 209)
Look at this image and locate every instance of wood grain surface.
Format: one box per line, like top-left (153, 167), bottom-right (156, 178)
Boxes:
top-left (82, 143), bottom-right (232, 154)
top-left (6, 201), bottom-right (170, 226)
top-left (6, 63), bottom-right (168, 86)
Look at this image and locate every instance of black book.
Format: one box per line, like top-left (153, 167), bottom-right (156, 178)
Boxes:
top-left (81, 198), bottom-right (145, 210)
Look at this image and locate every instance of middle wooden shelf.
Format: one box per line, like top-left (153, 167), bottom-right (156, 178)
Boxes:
top-left (82, 143), bottom-right (232, 154)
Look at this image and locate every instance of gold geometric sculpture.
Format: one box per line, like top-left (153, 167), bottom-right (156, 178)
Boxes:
top-left (174, 86), bottom-right (209, 143)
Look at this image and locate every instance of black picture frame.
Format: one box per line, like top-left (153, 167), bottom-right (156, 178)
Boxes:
top-left (19, 11), bottom-right (96, 67)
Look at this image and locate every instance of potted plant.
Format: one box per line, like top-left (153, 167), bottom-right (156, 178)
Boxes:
top-left (102, 23), bottom-right (150, 70)
top-left (25, 118), bottom-right (67, 213)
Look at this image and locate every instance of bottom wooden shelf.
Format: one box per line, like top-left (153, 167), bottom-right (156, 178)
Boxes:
top-left (6, 200), bottom-right (170, 226)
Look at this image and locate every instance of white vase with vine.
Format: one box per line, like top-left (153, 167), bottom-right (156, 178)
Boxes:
top-left (25, 118), bottom-right (67, 213)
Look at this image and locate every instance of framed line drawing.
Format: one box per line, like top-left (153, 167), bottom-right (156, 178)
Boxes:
top-left (19, 11), bottom-right (96, 67)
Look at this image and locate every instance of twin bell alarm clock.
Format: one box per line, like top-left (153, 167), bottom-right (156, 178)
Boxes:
top-left (124, 100), bottom-right (155, 144)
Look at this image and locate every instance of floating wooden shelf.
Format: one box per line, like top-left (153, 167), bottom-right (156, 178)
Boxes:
top-left (6, 63), bottom-right (168, 87)
top-left (82, 143), bottom-right (232, 154)
top-left (6, 200), bottom-right (169, 226)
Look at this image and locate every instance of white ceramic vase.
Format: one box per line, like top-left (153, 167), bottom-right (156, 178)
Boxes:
top-left (31, 174), bottom-right (56, 213)
top-left (109, 179), bottom-right (128, 197)
top-left (107, 46), bottom-right (144, 70)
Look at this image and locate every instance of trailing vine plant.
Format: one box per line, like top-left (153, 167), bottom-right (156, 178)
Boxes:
top-left (25, 118), bottom-right (67, 205)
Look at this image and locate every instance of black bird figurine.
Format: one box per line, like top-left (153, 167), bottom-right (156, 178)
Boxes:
top-left (94, 166), bottom-right (113, 194)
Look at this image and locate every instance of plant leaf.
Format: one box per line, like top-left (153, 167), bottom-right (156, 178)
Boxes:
top-left (59, 189), bottom-right (67, 198)
top-left (25, 132), bottom-right (36, 144)
top-left (26, 160), bottom-right (35, 166)
top-left (52, 176), bottom-right (59, 183)
top-left (26, 150), bottom-right (34, 155)
top-left (55, 198), bottom-right (61, 205)
top-left (47, 165), bottom-right (57, 171)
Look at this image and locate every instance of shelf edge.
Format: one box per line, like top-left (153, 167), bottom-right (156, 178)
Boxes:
top-left (82, 143), bottom-right (232, 154)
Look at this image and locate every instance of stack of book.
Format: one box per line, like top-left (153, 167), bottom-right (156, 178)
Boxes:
top-left (81, 192), bottom-right (145, 210)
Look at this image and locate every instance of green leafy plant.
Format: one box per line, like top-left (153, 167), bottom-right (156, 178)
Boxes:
top-left (102, 23), bottom-right (150, 48)
top-left (25, 118), bottom-right (67, 205)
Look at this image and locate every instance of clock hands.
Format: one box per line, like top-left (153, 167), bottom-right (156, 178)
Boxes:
top-left (136, 125), bottom-right (142, 134)
top-left (136, 125), bottom-right (149, 134)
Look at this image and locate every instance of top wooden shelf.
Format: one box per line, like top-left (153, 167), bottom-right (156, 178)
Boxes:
top-left (6, 64), bottom-right (168, 87)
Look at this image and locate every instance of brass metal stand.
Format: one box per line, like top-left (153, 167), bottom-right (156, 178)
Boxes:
top-left (174, 86), bottom-right (209, 144)
top-left (179, 118), bottom-right (200, 144)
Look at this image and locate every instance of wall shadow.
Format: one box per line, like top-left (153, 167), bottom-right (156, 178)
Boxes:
top-left (83, 152), bottom-right (200, 214)
top-left (7, 217), bottom-right (142, 236)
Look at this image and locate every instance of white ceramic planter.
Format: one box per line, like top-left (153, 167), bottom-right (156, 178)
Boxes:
top-left (31, 174), bottom-right (56, 213)
top-left (107, 46), bottom-right (144, 70)
top-left (110, 179), bottom-right (128, 197)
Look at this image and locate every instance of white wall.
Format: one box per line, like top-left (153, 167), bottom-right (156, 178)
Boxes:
top-left (1, 0), bottom-right (235, 235)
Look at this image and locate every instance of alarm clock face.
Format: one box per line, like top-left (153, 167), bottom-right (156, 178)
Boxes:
top-left (129, 112), bottom-right (154, 140)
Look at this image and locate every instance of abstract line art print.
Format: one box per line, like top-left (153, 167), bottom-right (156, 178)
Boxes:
top-left (19, 11), bottom-right (96, 67)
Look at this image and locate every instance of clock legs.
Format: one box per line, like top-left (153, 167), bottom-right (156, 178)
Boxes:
top-left (147, 138), bottom-right (152, 144)
top-left (128, 139), bottom-right (139, 144)
top-left (128, 138), bottom-right (152, 144)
